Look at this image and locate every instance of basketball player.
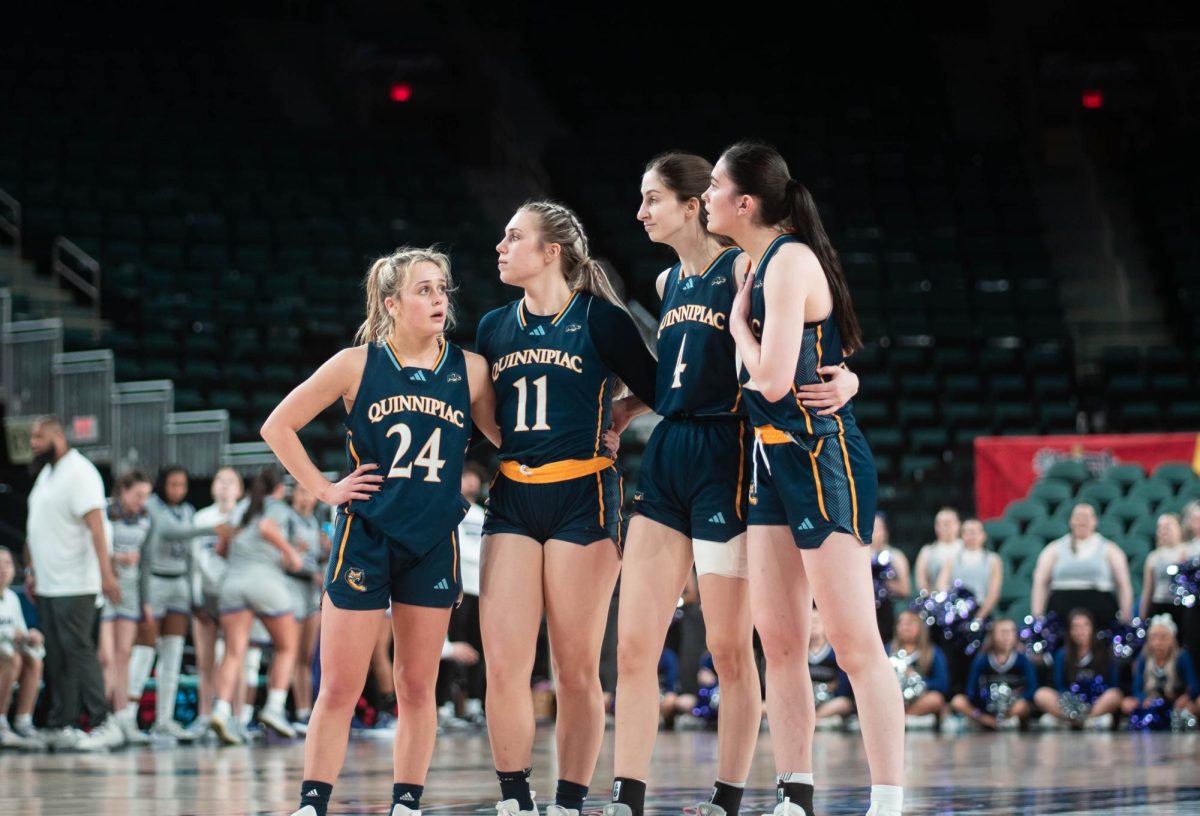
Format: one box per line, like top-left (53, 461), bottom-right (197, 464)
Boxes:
top-left (261, 247), bottom-right (500, 816)
top-left (477, 201), bottom-right (657, 816)
top-left (606, 153), bottom-right (859, 816)
top-left (708, 141), bottom-right (904, 816)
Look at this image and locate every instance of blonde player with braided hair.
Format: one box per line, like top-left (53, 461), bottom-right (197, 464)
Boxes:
top-left (262, 246), bottom-right (501, 816)
top-left (477, 201), bottom-right (658, 816)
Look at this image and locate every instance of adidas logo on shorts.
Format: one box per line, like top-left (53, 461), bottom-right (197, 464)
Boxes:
top-left (433, 578), bottom-right (450, 590)
top-left (528, 325), bottom-right (547, 336)
top-left (797, 518), bottom-right (816, 531)
top-left (708, 512), bottom-right (727, 525)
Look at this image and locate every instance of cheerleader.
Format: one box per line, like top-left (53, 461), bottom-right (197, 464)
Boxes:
top-left (1120, 614), bottom-right (1200, 720)
top-left (808, 609), bottom-right (853, 728)
top-left (1033, 609), bottom-right (1122, 730)
top-left (950, 619), bottom-right (1037, 730)
top-left (886, 610), bottom-right (948, 728)
top-left (1140, 513), bottom-right (1190, 633)
top-left (1031, 502), bottom-right (1133, 626)
top-left (913, 508), bottom-right (962, 594)
top-left (870, 514), bottom-right (910, 642)
top-left (97, 470), bottom-right (153, 745)
top-left (935, 519), bottom-right (1001, 620)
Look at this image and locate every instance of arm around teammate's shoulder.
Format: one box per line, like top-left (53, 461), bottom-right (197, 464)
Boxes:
top-left (261, 345), bottom-right (381, 508)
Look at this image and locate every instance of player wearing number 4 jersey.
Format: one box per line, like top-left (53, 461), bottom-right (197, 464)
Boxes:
top-left (604, 154), bottom-right (859, 816)
top-left (476, 201), bottom-right (657, 816)
top-left (262, 247), bottom-right (501, 816)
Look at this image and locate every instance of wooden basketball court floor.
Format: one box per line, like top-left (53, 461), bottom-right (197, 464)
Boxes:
top-left (3, 727), bottom-right (1199, 815)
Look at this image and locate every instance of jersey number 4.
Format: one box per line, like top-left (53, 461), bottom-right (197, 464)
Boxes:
top-left (671, 334), bottom-right (688, 389)
top-left (512, 375), bottom-right (551, 431)
top-left (386, 423), bottom-right (446, 482)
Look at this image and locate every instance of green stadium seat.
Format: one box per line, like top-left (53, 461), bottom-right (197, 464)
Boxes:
top-left (1044, 459), bottom-right (1088, 486)
top-left (1128, 480), bottom-right (1173, 507)
top-left (1128, 549), bottom-right (1150, 578)
top-left (897, 401), bottom-right (937, 427)
top-left (1167, 401), bottom-right (1200, 425)
top-left (1127, 513), bottom-right (1159, 540)
top-left (999, 559), bottom-right (1026, 605)
top-left (1005, 596), bottom-right (1033, 623)
top-left (1004, 498), bottom-right (1048, 527)
top-left (1016, 553), bottom-right (1040, 583)
top-left (1096, 518), bottom-right (1124, 542)
top-left (1103, 496), bottom-right (1152, 527)
top-left (1152, 462), bottom-right (1197, 490)
top-left (983, 519), bottom-right (1020, 543)
top-left (1026, 517), bottom-right (1070, 542)
top-left (1075, 481), bottom-right (1121, 511)
top-left (1179, 481), bottom-right (1200, 503)
top-left (911, 427), bottom-right (951, 454)
top-left (1104, 463), bottom-right (1146, 489)
top-left (999, 534), bottom-right (1045, 568)
top-left (1028, 478), bottom-right (1073, 506)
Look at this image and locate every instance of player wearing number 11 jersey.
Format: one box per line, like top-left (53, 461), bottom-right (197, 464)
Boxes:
top-left (262, 247), bottom-right (501, 816)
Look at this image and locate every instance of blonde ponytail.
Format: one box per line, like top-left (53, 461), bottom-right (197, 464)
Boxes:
top-left (519, 200), bottom-right (626, 310)
top-left (354, 246), bottom-right (456, 345)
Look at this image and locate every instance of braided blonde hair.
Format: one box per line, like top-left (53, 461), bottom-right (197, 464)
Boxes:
top-left (355, 246), bottom-right (456, 345)
top-left (519, 200), bottom-right (625, 308)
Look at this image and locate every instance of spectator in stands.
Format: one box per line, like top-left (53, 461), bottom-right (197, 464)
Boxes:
top-left (936, 519), bottom-right (1002, 620)
top-left (1183, 500), bottom-right (1200, 678)
top-left (24, 415), bottom-right (122, 751)
top-left (1140, 513), bottom-right (1190, 633)
top-left (887, 610), bottom-right (949, 729)
top-left (97, 470), bottom-right (153, 745)
top-left (951, 619), bottom-right (1037, 730)
top-left (210, 467), bottom-right (302, 744)
top-left (1033, 609), bottom-right (1122, 730)
top-left (288, 482), bottom-right (329, 732)
top-left (0, 546), bottom-right (45, 749)
top-left (1120, 614), bottom-right (1199, 719)
top-left (188, 467), bottom-right (245, 739)
top-left (1183, 500), bottom-right (1200, 546)
top-left (1030, 503), bottom-right (1133, 625)
top-left (129, 466), bottom-right (226, 743)
top-left (914, 507), bottom-right (962, 593)
top-left (871, 513), bottom-right (911, 642)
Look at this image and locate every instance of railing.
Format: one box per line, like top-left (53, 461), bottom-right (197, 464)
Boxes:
top-left (51, 236), bottom-right (101, 321)
top-left (0, 188), bottom-right (20, 254)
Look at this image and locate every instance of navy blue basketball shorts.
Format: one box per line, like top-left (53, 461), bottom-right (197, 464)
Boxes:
top-left (483, 464), bottom-right (623, 547)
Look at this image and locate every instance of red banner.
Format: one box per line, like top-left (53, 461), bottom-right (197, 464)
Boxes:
top-left (974, 433), bottom-right (1200, 519)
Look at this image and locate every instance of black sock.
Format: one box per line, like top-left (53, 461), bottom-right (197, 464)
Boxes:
top-left (393, 782), bottom-right (424, 810)
top-left (612, 777), bottom-right (646, 816)
top-left (381, 692), bottom-right (398, 713)
top-left (710, 781), bottom-right (745, 815)
top-left (497, 768), bottom-right (534, 811)
top-left (299, 780), bottom-right (333, 816)
top-left (556, 779), bottom-right (588, 812)
top-left (778, 781), bottom-right (814, 815)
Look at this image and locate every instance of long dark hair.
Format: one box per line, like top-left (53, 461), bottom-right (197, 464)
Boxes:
top-left (719, 140), bottom-right (863, 354)
top-left (645, 152), bottom-right (736, 248)
top-left (240, 466), bottom-right (283, 530)
top-left (1065, 608), bottom-right (1110, 676)
top-left (153, 465), bottom-right (188, 504)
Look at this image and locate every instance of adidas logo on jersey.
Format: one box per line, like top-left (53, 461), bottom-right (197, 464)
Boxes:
top-left (409, 370), bottom-right (428, 382)
top-left (528, 325), bottom-right (547, 336)
top-left (433, 578), bottom-right (450, 590)
top-left (446, 372), bottom-right (462, 382)
top-left (681, 277), bottom-right (696, 291)
top-left (708, 512), bottom-right (727, 525)
top-left (797, 518), bottom-right (816, 531)
top-left (564, 323), bottom-right (583, 332)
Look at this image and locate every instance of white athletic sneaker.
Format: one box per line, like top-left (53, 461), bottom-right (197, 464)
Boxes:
top-left (257, 706), bottom-right (297, 738)
top-left (905, 713), bottom-right (937, 730)
top-left (117, 714), bottom-right (150, 745)
top-left (93, 716), bottom-right (126, 749)
top-left (696, 803), bottom-right (727, 816)
top-left (545, 806), bottom-right (577, 816)
top-left (391, 803), bottom-right (422, 816)
top-left (74, 725), bottom-right (115, 753)
top-left (1037, 712), bottom-right (1060, 731)
top-left (495, 796), bottom-right (539, 816)
top-left (289, 807), bottom-right (319, 816)
top-left (601, 803), bottom-right (632, 816)
top-left (1085, 712), bottom-right (1114, 731)
top-left (814, 717), bottom-right (841, 731)
top-left (183, 714), bottom-right (211, 742)
top-left (152, 718), bottom-right (195, 743)
top-left (998, 716), bottom-right (1020, 731)
top-left (209, 711), bottom-right (245, 746)
top-left (762, 797), bottom-right (809, 816)
top-left (0, 722), bottom-right (37, 750)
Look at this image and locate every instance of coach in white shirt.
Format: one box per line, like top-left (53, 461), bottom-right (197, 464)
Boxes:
top-left (24, 416), bottom-right (122, 748)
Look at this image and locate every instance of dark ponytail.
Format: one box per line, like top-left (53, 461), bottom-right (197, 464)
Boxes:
top-left (240, 466), bottom-right (283, 530)
top-left (720, 140), bottom-right (864, 354)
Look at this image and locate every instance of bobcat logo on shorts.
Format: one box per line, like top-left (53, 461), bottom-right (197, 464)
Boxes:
top-left (345, 568), bottom-right (367, 592)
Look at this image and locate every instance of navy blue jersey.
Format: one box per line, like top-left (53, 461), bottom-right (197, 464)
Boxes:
top-left (477, 292), bottom-right (656, 468)
top-left (655, 247), bottom-right (745, 419)
top-left (343, 339), bottom-right (472, 552)
top-left (738, 234), bottom-right (857, 438)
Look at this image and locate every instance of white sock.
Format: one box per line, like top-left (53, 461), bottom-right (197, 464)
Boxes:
top-left (244, 647), bottom-right (263, 688)
top-left (296, 706), bottom-right (312, 720)
top-left (716, 780), bottom-right (746, 788)
top-left (777, 772), bottom-right (815, 785)
top-left (115, 705), bottom-right (134, 723)
top-left (214, 637), bottom-right (225, 667)
top-left (212, 699), bottom-right (232, 721)
top-left (128, 644), bottom-right (156, 703)
top-left (239, 704), bottom-right (254, 727)
top-left (154, 635), bottom-right (185, 726)
top-left (0, 714), bottom-right (9, 729)
top-left (14, 713), bottom-right (32, 730)
top-left (868, 785), bottom-right (903, 816)
top-left (265, 688), bottom-right (288, 714)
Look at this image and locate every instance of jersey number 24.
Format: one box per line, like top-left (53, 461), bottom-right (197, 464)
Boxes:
top-left (386, 423), bottom-right (446, 482)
